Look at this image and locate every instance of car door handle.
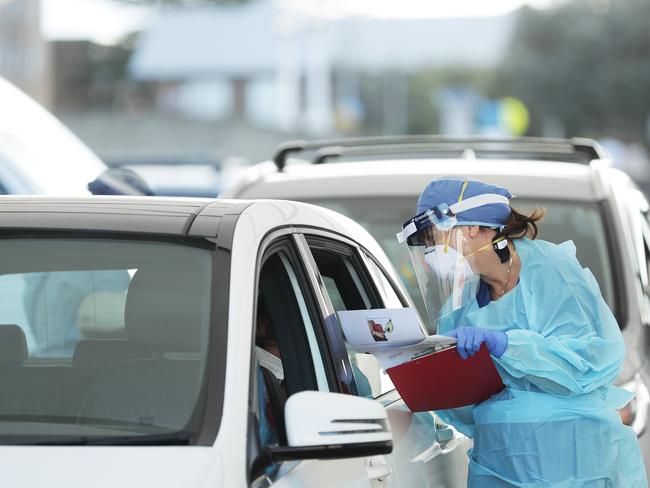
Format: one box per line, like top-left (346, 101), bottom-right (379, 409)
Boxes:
top-left (410, 423), bottom-right (465, 464)
top-left (436, 424), bottom-right (455, 443)
top-left (365, 455), bottom-right (392, 487)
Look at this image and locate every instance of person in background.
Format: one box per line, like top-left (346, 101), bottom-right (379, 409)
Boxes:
top-left (255, 300), bottom-right (283, 381)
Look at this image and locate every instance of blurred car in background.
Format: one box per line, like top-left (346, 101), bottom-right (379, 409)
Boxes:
top-left (118, 164), bottom-right (220, 198)
top-left (102, 154), bottom-right (222, 198)
top-left (0, 76), bottom-right (220, 198)
top-left (221, 136), bottom-right (650, 465)
top-left (0, 77), bottom-right (106, 195)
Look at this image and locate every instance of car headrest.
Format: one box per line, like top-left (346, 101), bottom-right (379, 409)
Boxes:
top-left (124, 267), bottom-right (207, 352)
top-left (75, 292), bottom-right (127, 339)
top-left (0, 325), bottom-right (28, 368)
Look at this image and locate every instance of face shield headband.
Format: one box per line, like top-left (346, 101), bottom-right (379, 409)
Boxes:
top-left (396, 192), bottom-right (512, 246)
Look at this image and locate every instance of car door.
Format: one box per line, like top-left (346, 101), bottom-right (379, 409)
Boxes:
top-left (292, 230), bottom-right (469, 488)
top-left (247, 233), bottom-right (372, 488)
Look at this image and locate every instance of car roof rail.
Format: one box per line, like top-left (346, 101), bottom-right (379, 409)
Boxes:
top-left (272, 136), bottom-right (608, 170)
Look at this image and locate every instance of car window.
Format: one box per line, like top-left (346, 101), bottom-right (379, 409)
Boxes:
top-left (307, 241), bottom-right (395, 399)
top-left (307, 196), bottom-right (619, 330)
top-left (363, 253), bottom-right (405, 309)
top-left (250, 243), bottom-right (330, 480)
top-left (0, 237), bottom-right (213, 444)
top-left (0, 269), bottom-right (131, 357)
top-left (252, 246), bottom-right (328, 445)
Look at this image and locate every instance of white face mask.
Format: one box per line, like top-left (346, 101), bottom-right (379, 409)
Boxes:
top-left (255, 346), bottom-right (284, 381)
top-left (424, 245), bottom-right (475, 282)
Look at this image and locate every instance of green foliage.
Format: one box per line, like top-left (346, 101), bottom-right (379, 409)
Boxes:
top-left (407, 67), bottom-right (496, 134)
top-left (496, 0), bottom-right (650, 140)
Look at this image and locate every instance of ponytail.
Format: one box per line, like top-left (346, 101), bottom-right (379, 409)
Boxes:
top-left (502, 207), bottom-right (545, 240)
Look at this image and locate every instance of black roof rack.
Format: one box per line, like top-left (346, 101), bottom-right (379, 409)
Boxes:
top-left (271, 136), bottom-right (608, 171)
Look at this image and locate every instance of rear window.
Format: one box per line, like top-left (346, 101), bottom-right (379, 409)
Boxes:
top-left (307, 197), bottom-right (617, 332)
top-left (0, 237), bottom-right (213, 444)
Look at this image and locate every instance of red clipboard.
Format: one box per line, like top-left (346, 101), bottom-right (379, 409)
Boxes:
top-left (386, 344), bottom-right (504, 411)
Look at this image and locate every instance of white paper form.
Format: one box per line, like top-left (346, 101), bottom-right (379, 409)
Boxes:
top-left (337, 307), bottom-right (457, 369)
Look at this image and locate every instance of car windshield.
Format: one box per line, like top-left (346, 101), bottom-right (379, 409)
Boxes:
top-left (307, 197), bottom-right (617, 333)
top-left (0, 237), bottom-right (213, 444)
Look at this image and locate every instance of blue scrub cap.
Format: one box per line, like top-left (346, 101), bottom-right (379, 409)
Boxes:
top-left (416, 178), bottom-right (513, 228)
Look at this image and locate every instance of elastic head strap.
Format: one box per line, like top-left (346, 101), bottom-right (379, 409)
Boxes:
top-left (397, 192), bottom-right (510, 244)
top-left (457, 180), bottom-right (469, 204)
top-left (449, 193), bottom-right (510, 215)
top-left (464, 235), bottom-right (508, 259)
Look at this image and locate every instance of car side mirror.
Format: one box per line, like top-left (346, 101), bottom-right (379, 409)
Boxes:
top-left (253, 390), bottom-right (392, 476)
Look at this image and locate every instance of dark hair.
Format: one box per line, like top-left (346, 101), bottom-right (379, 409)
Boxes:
top-left (501, 207), bottom-right (545, 240)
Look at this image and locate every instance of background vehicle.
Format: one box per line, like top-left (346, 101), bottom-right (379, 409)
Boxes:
top-left (0, 77), bottom-right (220, 198)
top-left (0, 77), bottom-right (106, 195)
top-left (0, 196), bottom-right (467, 487)
top-left (221, 136), bottom-right (650, 467)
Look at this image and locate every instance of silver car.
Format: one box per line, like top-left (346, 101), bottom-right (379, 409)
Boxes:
top-left (221, 136), bottom-right (650, 473)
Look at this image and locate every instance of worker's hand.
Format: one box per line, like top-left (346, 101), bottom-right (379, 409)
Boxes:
top-left (444, 326), bottom-right (508, 360)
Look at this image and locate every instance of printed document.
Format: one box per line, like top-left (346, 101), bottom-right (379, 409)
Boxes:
top-left (337, 308), bottom-right (457, 369)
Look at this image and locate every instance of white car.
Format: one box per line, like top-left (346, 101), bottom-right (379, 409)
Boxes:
top-left (0, 77), bottom-right (106, 195)
top-left (221, 136), bottom-right (650, 464)
top-left (0, 77), bottom-right (224, 198)
top-left (0, 196), bottom-right (467, 487)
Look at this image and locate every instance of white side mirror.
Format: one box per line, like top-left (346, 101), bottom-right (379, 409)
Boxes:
top-left (251, 391), bottom-right (393, 480)
top-left (285, 390), bottom-right (391, 448)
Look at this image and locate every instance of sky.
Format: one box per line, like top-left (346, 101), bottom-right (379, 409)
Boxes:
top-left (41, 0), bottom-right (556, 44)
top-left (283, 0), bottom-right (556, 18)
top-left (41, 0), bottom-right (152, 44)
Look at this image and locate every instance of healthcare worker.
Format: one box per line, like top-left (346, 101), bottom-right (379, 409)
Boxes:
top-left (396, 178), bottom-right (647, 487)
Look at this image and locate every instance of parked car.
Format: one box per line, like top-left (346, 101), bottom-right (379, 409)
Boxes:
top-left (0, 77), bottom-right (106, 195)
top-left (0, 196), bottom-right (468, 487)
top-left (220, 136), bottom-right (650, 462)
top-left (0, 77), bottom-right (219, 198)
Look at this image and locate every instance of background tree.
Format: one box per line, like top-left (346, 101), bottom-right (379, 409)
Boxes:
top-left (496, 0), bottom-right (650, 143)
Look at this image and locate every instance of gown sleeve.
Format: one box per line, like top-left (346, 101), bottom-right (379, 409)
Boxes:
top-left (495, 242), bottom-right (626, 396)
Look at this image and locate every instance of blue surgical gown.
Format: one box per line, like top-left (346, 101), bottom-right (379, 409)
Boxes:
top-left (437, 238), bottom-right (647, 487)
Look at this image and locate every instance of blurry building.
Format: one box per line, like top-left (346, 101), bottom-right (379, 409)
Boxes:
top-left (0, 0), bottom-right (51, 106)
top-left (128, 0), bottom-right (515, 136)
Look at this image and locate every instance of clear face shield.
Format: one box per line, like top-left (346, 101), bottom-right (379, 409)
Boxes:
top-left (396, 205), bottom-right (481, 332)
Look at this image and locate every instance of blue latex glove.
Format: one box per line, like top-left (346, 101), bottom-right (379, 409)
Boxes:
top-left (444, 326), bottom-right (508, 360)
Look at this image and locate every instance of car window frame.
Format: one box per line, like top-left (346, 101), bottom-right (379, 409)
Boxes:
top-left (247, 231), bottom-right (338, 484)
top-left (296, 229), bottom-right (408, 399)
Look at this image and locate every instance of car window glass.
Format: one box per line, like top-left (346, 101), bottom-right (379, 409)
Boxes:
top-left (0, 237), bottom-right (213, 443)
top-left (278, 253), bottom-right (329, 391)
top-left (253, 248), bottom-right (327, 448)
top-left (251, 246), bottom-right (331, 482)
top-left (363, 254), bottom-right (404, 309)
top-left (0, 269), bottom-right (131, 358)
top-left (309, 245), bottom-right (394, 398)
top-left (254, 356), bottom-right (283, 451)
